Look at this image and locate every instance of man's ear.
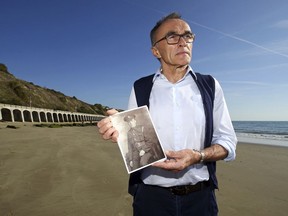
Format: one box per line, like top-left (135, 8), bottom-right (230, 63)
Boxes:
top-left (151, 47), bottom-right (161, 59)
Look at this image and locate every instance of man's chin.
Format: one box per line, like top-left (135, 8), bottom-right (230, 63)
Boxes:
top-left (177, 57), bottom-right (191, 65)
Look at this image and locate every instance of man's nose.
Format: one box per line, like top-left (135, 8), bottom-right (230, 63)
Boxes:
top-left (178, 36), bottom-right (187, 46)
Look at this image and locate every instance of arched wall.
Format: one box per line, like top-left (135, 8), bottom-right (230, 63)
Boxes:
top-left (0, 103), bottom-right (103, 123)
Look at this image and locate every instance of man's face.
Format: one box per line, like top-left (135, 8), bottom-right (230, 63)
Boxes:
top-left (152, 19), bottom-right (193, 68)
top-left (129, 118), bottom-right (137, 128)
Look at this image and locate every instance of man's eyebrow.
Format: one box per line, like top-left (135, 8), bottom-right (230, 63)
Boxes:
top-left (166, 30), bottom-right (193, 36)
top-left (184, 30), bottom-right (193, 34)
top-left (165, 31), bottom-right (177, 36)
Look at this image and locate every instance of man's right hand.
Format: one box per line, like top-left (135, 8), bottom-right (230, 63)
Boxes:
top-left (97, 109), bottom-right (119, 142)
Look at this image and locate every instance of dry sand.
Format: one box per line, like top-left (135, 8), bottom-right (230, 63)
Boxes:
top-left (0, 124), bottom-right (288, 216)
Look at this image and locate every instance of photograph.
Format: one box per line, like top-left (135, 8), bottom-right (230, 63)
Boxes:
top-left (110, 106), bottom-right (166, 173)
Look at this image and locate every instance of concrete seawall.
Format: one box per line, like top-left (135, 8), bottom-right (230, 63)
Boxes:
top-left (0, 103), bottom-right (104, 123)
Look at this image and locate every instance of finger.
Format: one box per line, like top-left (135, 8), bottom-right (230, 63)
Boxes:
top-left (155, 163), bottom-right (180, 171)
top-left (97, 117), bottom-right (112, 128)
top-left (102, 127), bottom-right (117, 140)
top-left (97, 109), bottom-right (118, 128)
top-left (153, 159), bottom-right (178, 168)
top-left (98, 121), bottom-right (113, 134)
top-left (165, 150), bottom-right (181, 159)
top-left (111, 130), bottom-right (119, 142)
top-left (152, 161), bottom-right (164, 167)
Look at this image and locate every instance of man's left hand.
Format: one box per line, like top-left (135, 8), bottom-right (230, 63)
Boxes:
top-left (152, 149), bottom-right (200, 172)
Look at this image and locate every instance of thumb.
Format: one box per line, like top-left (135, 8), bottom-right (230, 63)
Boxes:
top-left (165, 150), bottom-right (178, 159)
top-left (106, 109), bottom-right (118, 116)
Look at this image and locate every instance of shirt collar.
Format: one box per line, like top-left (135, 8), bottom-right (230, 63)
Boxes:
top-left (152, 65), bottom-right (196, 82)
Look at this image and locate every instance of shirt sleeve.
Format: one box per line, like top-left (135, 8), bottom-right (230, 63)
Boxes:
top-left (212, 78), bottom-right (237, 161)
top-left (127, 87), bottom-right (138, 109)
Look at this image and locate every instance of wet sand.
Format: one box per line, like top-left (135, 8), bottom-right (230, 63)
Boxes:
top-left (0, 124), bottom-right (288, 215)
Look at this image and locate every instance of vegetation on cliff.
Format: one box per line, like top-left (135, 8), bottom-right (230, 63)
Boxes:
top-left (0, 63), bottom-right (111, 115)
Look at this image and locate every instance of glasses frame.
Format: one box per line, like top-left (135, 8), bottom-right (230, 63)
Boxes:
top-left (153, 32), bottom-right (195, 47)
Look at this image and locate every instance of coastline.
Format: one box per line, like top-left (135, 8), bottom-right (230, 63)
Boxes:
top-left (236, 132), bottom-right (288, 147)
top-left (0, 125), bottom-right (288, 215)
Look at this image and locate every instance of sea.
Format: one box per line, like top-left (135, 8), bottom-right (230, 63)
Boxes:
top-left (232, 121), bottom-right (288, 147)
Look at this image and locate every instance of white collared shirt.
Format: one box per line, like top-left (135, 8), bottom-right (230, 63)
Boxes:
top-left (128, 66), bottom-right (237, 187)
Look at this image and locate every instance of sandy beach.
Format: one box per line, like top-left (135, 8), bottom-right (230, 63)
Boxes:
top-left (1, 124), bottom-right (288, 216)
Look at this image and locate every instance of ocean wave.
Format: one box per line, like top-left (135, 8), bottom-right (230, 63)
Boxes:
top-left (236, 132), bottom-right (288, 147)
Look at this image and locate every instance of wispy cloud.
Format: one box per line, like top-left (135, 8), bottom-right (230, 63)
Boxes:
top-left (221, 80), bottom-right (288, 89)
top-left (195, 37), bottom-right (288, 64)
top-left (272, 19), bottom-right (288, 29)
top-left (242, 39), bottom-right (288, 57)
top-left (186, 19), bottom-right (288, 59)
top-left (123, 2), bottom-right (288, 59)
top-left (221, 81), bottom-right (271, 86)
top-left (213, 62), bottom-right (288, 77)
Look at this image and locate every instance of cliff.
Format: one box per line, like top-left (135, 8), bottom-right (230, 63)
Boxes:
top-left (0, 63), bottom-right (110, 115)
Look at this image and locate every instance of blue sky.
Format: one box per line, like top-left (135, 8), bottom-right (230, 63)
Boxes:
top-left (1, 0), bottom-right (288, 121)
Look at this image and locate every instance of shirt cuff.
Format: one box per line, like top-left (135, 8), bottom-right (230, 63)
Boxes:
top-left (212, 138), bottom-right (237, 162)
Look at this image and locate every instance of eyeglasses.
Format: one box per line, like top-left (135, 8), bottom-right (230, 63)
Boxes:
top-left (153, 32), bottom-right (195, 46)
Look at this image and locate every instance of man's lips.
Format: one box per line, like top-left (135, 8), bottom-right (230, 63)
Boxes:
top-left (176, 51), bottom-right (190, 56)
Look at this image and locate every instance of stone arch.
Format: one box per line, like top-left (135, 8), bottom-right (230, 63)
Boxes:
top-left (23, 110), bottom-right (32, 122)
top-left (40, 112), bottom-right (46, 122)
top-left (47, 112), bottom-right (53, 122)
top-left (1, 108), bottom-right (12, 121)
top-left (68, 114), bottom-right (72, 122)
top-left (63, 114), bottom-right (67, 122)
top-left (58, 113), bottom-right (63, 122)
top-left (53, 113), bottom-right (58, 122)
top-left (32, 111), bottom-right (40, 122)
top-left (13, 109), bottom-right (22, 122)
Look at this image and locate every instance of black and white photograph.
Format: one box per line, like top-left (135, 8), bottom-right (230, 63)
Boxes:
top-left (110, 106), bottom-right (166, 173)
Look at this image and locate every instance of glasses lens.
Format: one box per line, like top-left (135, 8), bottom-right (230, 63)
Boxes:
top-left (183, 33), bottom-right (194, 43)
top-left (166, 34), bottom-right (180, 44)
top-left (166, 33), bottom-right (194, 44)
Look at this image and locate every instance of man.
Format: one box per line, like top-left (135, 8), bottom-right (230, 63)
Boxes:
top-left (124, 114), bottom-right (161, 172)
top-left (98, 12), bottom-right (237, 216)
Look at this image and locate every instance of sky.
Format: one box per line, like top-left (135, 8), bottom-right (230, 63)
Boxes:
top-left (0, 0), bottom-right (288, 121)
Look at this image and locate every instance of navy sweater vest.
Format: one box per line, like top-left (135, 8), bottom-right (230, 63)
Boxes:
top-left (128, 72), bottom-right (216, 195)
